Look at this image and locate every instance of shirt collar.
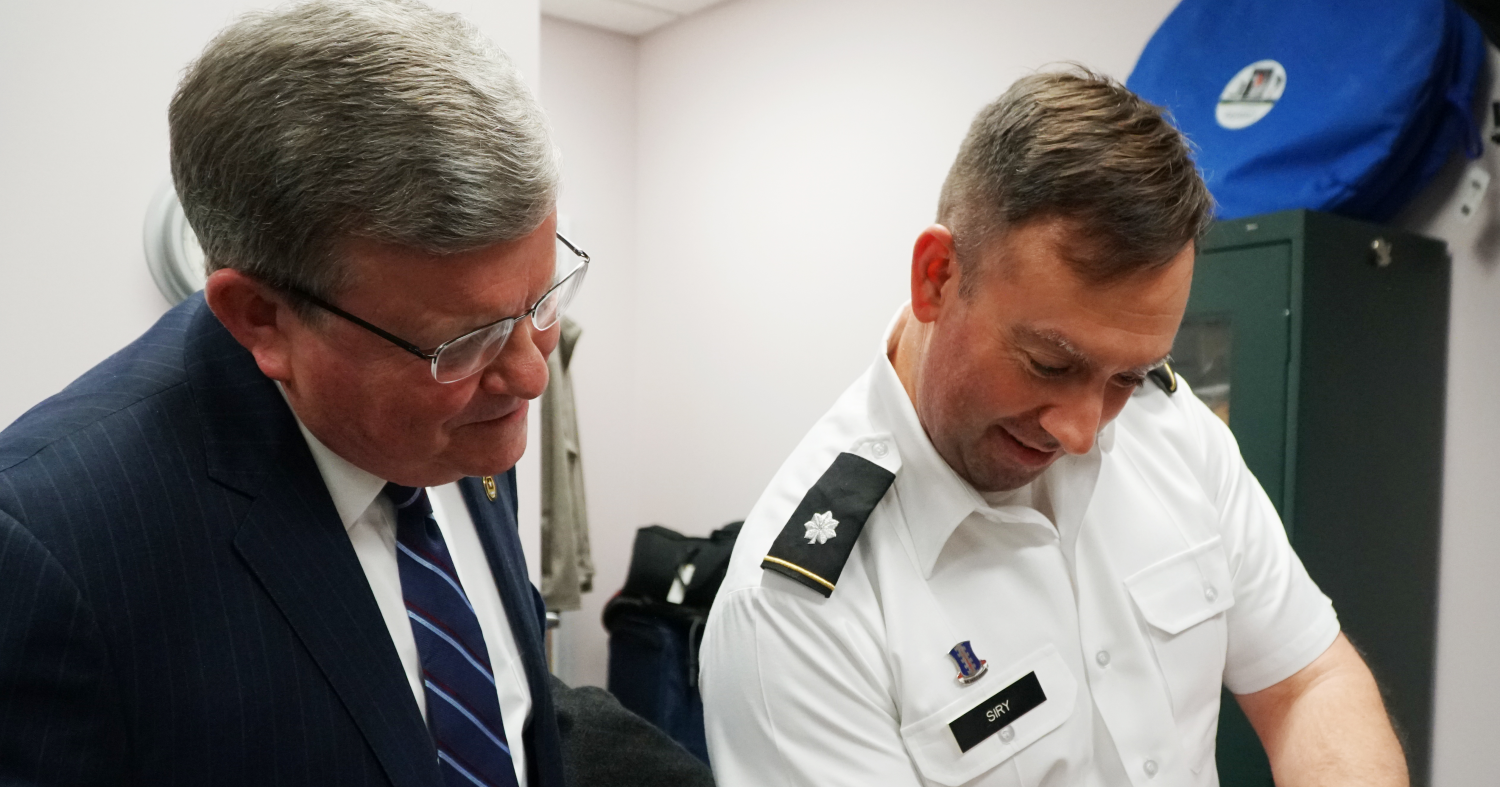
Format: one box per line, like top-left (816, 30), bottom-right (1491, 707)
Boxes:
top-left (278, 384), bottom-right (388, 532)
top-left (867, 307), bottom-right (989, 579)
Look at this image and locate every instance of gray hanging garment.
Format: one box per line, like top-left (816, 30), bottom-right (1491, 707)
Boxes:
top-left (540, 317), bottom-right (594, 611)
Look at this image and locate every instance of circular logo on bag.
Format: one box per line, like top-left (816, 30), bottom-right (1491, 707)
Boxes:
top-left (1216, 60), bottom-right (1286, 130)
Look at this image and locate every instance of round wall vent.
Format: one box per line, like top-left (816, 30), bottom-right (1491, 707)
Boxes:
top-left (143, 182), bottom-right (206, 305)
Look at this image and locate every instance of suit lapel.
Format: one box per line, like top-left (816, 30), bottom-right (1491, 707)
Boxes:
top-left (460, 473), bottom-right (565, 787)
top-left (232, 447), bottom-right (441, 787)
top-left (186, 300), bottom-right (440, 787)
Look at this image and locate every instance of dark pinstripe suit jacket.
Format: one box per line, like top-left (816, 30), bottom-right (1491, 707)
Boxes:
top-left (0, 294), bottom-right (565, 787)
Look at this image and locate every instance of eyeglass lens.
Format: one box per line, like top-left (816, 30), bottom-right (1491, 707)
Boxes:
top-left (431, 259), bottom-right (588, 383)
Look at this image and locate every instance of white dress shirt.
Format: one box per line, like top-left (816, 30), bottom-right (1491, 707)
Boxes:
top-left (291, 416), bottom-right (531, 787)
top-left (701, 306), bottom-right (1339, 787)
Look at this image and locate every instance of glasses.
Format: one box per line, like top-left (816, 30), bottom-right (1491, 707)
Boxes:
top-left (285, 233), bottom-right (590, 383)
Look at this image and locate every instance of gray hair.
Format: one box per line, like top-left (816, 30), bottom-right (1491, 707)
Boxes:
top-left (937, 66), bottom-right (1213, 289)
top-left (170, 0), bottom-right (559, 306)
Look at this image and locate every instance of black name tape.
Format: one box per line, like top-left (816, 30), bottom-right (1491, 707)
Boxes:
top-left (948, 671), bottom-right (1047, 753)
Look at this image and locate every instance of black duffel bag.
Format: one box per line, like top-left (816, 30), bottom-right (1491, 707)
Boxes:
top-left (603, 522), bottom-right (742, 764)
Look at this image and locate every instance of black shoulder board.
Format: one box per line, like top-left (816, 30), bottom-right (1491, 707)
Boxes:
top-left (1147, 361), bottom-right (1177, 395)
top-left (761, 452), bottom-right (896, 598)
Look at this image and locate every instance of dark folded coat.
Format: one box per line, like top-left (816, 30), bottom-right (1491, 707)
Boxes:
top-left (552, 677), bottom-right (716, 787)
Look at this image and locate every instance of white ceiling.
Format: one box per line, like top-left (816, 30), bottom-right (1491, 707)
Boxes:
top-left (540, 0), bottom-right (732, 36)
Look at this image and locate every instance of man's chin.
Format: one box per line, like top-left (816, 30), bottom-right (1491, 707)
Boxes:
top-left (444, 419), bottom-right (528, 476)
top-left (454, 444), bottom-right (526, 479)
top-left (965, 443), bottom-right (1060, 492)
top-left (960, 427), bottom-right (1061, 491)
top-left (968, 463), bottom-right (1050, 494)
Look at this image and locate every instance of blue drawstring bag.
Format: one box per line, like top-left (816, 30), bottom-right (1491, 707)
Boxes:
top-left (1127, 0), bottom-right (1486, 222)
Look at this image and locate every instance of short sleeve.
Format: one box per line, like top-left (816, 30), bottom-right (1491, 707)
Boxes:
top-left (700, 578), bottom-right (926, 787)
top-left (1183, 395), bottom-right (1341, 694)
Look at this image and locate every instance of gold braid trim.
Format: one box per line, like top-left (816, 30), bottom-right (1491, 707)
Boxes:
top-left (762, 556), bottom-right (836, 592)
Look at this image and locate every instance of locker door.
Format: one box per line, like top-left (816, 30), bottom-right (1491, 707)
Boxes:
top-left (1174, 239), bottom-right (1294, 787)
top-left (1176, 241), bottom-right (1294, 518)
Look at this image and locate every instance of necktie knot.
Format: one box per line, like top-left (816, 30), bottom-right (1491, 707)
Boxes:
top-left (384, 483), bottom-right (443, 553)
top-left (384, 482), bottom-right (429, 511)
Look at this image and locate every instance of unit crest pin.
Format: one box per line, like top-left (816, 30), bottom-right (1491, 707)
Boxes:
top-left (948, 641), bottom-right (988, 685)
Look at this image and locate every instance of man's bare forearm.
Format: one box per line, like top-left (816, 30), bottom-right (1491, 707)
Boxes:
top-left (1236, 633), bottom-right (1408, 787)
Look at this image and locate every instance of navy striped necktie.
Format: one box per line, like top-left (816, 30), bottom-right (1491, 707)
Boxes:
top-left (385, 483), bottom-right (521, 787)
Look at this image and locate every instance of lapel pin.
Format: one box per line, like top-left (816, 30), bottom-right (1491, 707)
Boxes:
top-left (949, 641), bottom-right (988, 685)
top-left (482, 475), bottom-right (497, 501)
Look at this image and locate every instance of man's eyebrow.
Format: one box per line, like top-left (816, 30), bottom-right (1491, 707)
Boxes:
top-left (1013, 327), bottom-right (1089, 362)
top-left (1127, 353), bottom-right (1174, 378)
top-left (1013, 326), bottom-right (1172, 376)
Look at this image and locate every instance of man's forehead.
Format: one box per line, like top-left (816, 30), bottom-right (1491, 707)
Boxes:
top-left (980, 216), bottom-right (1194, 289)
top-left (338, 228), bottom-right (557, 315)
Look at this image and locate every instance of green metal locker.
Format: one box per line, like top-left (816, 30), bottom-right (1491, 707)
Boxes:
top-left (1172, 210), bottom-right (1449, 786)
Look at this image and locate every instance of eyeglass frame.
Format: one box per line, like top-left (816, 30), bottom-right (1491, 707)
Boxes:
top-left (277, 232), bottom-right (590, 383)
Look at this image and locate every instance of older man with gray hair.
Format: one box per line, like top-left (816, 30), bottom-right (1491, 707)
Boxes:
top-left (0, 2), bottom-right (710, 786)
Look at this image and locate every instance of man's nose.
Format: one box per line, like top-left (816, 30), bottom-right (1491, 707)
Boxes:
top-left (1037, 387), bottom-right (1106, 456)
top-left (480, 320), bottom-right (550, 399)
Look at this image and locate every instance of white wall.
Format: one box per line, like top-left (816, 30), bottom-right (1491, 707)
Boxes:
top-left (0, 0), bottom-right (546, 579)
top-left (1, 1), bottom-right (233, 427)
top-left (537, 15), bottom-right (642, 686)
top-left (1396, 47), bottom-right (1500, 787)
top-left (629, 0), bottom-right (1182, 533)
top-left (544, 2), bottom-right (1500, 783)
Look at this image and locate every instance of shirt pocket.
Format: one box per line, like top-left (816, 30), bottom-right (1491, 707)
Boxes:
top-left (1124, 536), bottom-right (1235, 775)
top-left (899, 644), bottom-right (1078, 787)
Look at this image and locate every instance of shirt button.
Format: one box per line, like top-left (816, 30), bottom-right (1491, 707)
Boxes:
top-left (871, 441), bottom-right (889, 457)
top-left (1143, 759), bottom-right (1159, 777)
top-left (1204, 584), bottom-right (1219, 602)
top-left (1095, 650), bottom-right (1111, 667)
top-left (998, 725), bottom-right (1015, 743)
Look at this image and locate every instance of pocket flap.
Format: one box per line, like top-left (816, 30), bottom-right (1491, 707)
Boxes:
top-left (1124, 536), bottom-right (1235, 635)
top-left (899, 645), bottom-right (1077, 786)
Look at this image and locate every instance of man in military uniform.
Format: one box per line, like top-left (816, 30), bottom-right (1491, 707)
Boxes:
top-left (700, 69), bottom-right (1407, 786)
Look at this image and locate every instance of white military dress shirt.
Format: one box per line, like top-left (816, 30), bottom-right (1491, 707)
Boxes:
top-left (700, 308), bottom-right (1339, 787)
top-left (292, 416), bottom-right (532, 787)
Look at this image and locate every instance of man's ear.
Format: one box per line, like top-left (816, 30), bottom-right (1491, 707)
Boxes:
top-left (202, 268), bottom-right (297, 383)
top-left (910, 224), bottom-right (959, 323)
